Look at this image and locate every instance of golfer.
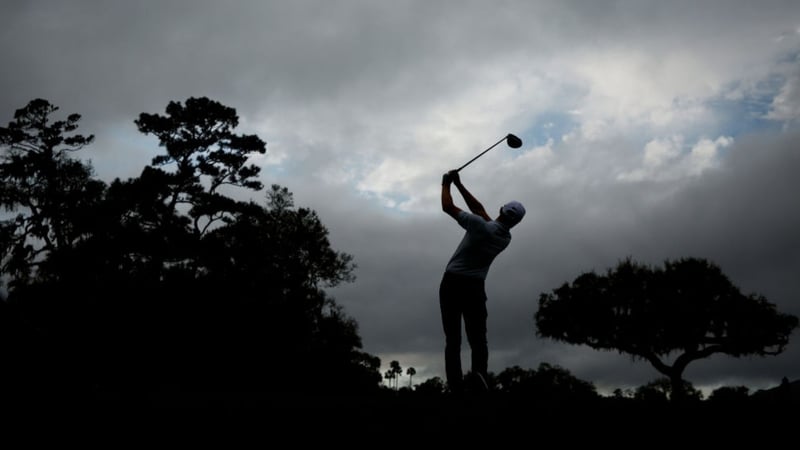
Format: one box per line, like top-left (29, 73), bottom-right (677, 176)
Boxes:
top-left (440, 169), bottom-right (525, 394)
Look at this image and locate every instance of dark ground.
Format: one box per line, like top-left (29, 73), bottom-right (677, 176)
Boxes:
top-left (4, 389), bottom-right (794, 445)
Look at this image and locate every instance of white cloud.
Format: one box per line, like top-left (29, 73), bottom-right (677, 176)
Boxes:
top-left (767, 74), bottom-right (800, 122)
top-left (688, 136), bottom-right (730, 175)
top-left (618, 135), bottom-right (731, 182)
top-left (644, 136), bottom-right (683, 168)
top-left (562, 48), bottom-right (723, 140)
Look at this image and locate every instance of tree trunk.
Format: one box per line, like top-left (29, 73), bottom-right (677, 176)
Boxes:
top-left (669, 373), bottom-right (686, 404)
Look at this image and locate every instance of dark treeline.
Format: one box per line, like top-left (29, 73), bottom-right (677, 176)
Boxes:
top-left (388, 362), bottom-right (799, 407)
top-left (0, 98), bottom-right (381, 404)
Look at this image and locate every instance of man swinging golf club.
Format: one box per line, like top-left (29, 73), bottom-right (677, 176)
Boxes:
top-left (440, 167), bottom-right (525, 394)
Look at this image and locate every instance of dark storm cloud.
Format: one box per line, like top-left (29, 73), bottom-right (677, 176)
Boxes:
top-left (651, 131), bottom-right (800, 305)
top-left (1, 0), bottom-right (516, 124)
top-left (5, 0), bottom-right (795, 125)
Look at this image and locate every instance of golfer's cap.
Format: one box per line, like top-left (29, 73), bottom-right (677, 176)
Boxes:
top-left (501, 201), bottom-right (526, 223)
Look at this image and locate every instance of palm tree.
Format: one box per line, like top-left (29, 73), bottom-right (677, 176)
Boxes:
top-left (384, 370), bottom-right (395, 388)
top-left (406, 367), bottom-right (416, 389)
top-left (390, 360), bottom-right (402, 390)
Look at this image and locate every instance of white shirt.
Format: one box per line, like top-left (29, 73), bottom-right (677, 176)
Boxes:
top-left (445, 211), bottom-right (511, 280)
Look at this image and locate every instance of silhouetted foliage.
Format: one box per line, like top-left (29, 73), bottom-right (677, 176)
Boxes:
top-left (1, 98), bottom-right (379, 398)
top-left (634, 377), bottom-right (702, 403)
top-left (536, 257), bottom-right (799, 401)
top-left (384, 370), bottom-right (395, 389)
top-left (611, 388), bottom-right (634, 399)
top-left (707, 385), bottom-right (750, 405)
top-left (135, 96), bottom-right (266, 232)
top-left (406, 367), bottom-right (416, 389)
top-left (414, 376), bottom-right (447, 396)
top-left (495, 363), bottom-right (598, 402)
top-left (0, 99), bottom-right (104, 287)
top-left (389, 360), bottom-right (403, 390)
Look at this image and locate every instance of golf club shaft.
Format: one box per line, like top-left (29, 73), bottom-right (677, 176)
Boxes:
top-left (456, 136), bottom-right (507, 172)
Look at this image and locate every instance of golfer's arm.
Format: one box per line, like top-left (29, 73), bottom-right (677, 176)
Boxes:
top-left (441, 183), bottom-right (462, 219)
top-left (455, 182), bottom-right (490, 221)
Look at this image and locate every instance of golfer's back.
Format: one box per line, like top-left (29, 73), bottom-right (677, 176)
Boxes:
top-left (445, 211), bottom-right (511, 280)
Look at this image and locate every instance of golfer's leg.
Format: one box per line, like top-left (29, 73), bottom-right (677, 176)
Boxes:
top-left (439, 277), bottom-right (464, 393)
top-left (464, 295), bottom-right (488, 379)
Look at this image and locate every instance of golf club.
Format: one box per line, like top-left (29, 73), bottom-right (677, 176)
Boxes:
top-left (456, 133), bottom-right (523, 172)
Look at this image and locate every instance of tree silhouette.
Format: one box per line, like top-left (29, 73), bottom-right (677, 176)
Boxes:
top-left (414, 377), bottom-right (447, 396)
top-left (634, 377), bottom-right (702, 403)
top-left (406, 367), bottom-right (416, 389)
top-left (0, 99), bottom-right (109, 397)
top-left (495, 363), bottom-right (597, 402)
top-left (495, 365), bottom-right (530, 393)
top-left (135, 96), bottom-right (265, 236)
top-left (612, 388), bottom-right (634, 399)
top-left (384, 370), bottom-right (395, 389)
top-left (536, 257), bottom-right (799, 402)
top-left (707, 385), bottom-right (750, 405)
top-left (1, 98), bottom-right (380, 395)
top-left (389, 360), bottom-right (403, 390)
top-left (0, 99), bottom-right (104, 287)
top-left (415, 376), bottom-right (446, 396)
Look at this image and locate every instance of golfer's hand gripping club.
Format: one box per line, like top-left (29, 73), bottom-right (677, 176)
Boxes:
top-left (448, 170), bottom-right (460, 185)
top-left (442, 170), bottom-right (461, 186)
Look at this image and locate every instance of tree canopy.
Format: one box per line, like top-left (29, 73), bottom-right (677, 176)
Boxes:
top-left (1, 97), bottom-right (379, 396)
top-left (494, 363), bottom-right (598, 402)
top-left (535, 257), bottom-right (798, 400)
top-left (0, 99), bottom-right (104, 287)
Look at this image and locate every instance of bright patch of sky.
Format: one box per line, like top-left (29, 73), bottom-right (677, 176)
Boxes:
top-left (524, 111), bottom-right (580, 148)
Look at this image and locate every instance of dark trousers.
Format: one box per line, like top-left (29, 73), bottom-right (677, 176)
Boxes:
top-left (439, 272), bottom-right (488, 393)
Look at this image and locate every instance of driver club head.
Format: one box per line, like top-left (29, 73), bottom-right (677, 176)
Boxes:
top-left (506, 134), bottom-right (522, 148)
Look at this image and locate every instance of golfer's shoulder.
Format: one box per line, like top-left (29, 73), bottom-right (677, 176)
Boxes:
top-left (458, 211), bottom-right (485, 224)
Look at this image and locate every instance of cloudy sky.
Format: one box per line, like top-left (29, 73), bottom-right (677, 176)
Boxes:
top-left (3, 0), bottom-right (799, 394)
